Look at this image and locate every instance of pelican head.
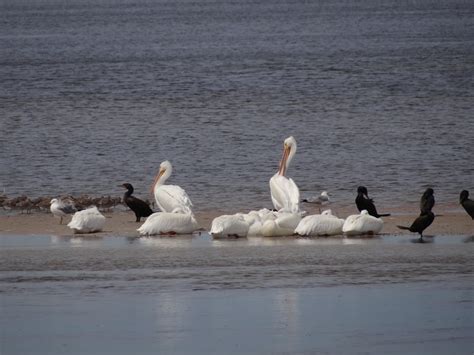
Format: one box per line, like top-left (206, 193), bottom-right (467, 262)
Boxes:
top-left (152, 160), bottom-right (173, 192)
top-left (278, 136), bottom-right (297, 176)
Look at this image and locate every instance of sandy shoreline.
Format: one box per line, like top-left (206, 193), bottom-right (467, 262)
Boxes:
top-left (0, 202), bottom-right (472, 236)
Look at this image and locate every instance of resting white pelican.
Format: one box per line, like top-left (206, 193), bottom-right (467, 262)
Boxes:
top-left (50, 198), bottom-right (77, 224)
top-left (67, 206), bottom-right (105, 234)
top-left (295, 209), bottom-right (344, 236)
top-left (342, 210), bottom-right (384, 236)
top-left (152, 160), bottom-right (193, 214)
top-left (210, 214), bottom-right (249, 238)
top-left (238, 208), bottom-right (276, 236)
top-left (260, 211), bottom-right (302, 237)
top-left (269, 136), bottom-right (300, 213)
top-left (137, 212), bottom-right (198, 236)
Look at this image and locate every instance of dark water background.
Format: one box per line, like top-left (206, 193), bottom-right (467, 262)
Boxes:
top-left (1, 0), bottom-right (473, 211)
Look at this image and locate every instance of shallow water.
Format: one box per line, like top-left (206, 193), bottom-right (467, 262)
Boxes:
top-left (1, 234), bottom-right (472, 295)
top-left (1, 234), bottom-right (473, 354)
top-left (1, 0), bottom-right (473, 210)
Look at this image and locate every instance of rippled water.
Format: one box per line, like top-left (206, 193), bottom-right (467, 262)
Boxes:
top-left (1, 234), bottom-right (472, 295)
top-left (1, 0), bottom-right (473, 210)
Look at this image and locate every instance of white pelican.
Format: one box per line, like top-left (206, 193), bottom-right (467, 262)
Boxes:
top-left (210, 214), bottom-right (249, 238)
top-left (50, 198), bottom-right (77, 224)
top-left (342, 210), bottom-right (383, 236)
top-left (260, 211), bottom-right (302, 237)
top-left (295, 209), bottom-right (344, 236)
top-left (238, 208), bottom-right (276, 236)
top-left (269, 136), bottom-right (300, 213)
top-left (137, 212), bottom-right (198, 236)
top-left (152, 160), bottom-right (193, 214)
top-left (67, 206), bottom-right (105, 233)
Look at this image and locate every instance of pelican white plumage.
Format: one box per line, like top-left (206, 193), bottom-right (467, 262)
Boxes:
top-left (210, 214), bottom-right (249, 238)
top-left (152, 160), bottom-right (193, 214)
top-left (295, 209), bottom-right (344, 236)
top-left (269, 136), bottom-right (300, 213)
top-left (50, 198), bottom-right (77, 224)
top-left (342, 210), bottom-right (384, 236)
top-left (67, 206), bottom-right (105, 233)
top-left (260, 211), bottom-right (302, 237)
top-left (137, 212), bottom-right (198, 236)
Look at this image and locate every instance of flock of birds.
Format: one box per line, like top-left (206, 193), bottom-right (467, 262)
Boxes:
top-left (46, 136), bottom-right (473, 238)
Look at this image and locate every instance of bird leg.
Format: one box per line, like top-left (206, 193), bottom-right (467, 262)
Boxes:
top-left (59, 216), bottom-right (63, 225)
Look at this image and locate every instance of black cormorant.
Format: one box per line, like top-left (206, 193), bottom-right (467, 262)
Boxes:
top-left (355, 186), bottom-right (390, 218)
top-left (120, 183), bottom-right (153, 222)
top-left (397, 211), bottom-right (435, 243)
top-left (420, 188), bottom-right (435, 214)
top-left (460, 190), bottom-right (474, 220)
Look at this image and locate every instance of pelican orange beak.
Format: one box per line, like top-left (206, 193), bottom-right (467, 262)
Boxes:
top-left (278, 144), bottom-right (291, 176)
top-left (151, 168), bottom-right (166, 192)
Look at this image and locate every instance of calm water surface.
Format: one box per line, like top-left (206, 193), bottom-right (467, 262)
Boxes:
top-left (0, 0), bottom-right (473, 211)
top-left (0, 234), bottom-right (473, 354)
top-left (1, 234), bottom-right (472, 295)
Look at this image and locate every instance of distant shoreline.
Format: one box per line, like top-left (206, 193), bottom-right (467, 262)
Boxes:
top-left (0, 202), bottom-right (472, 236)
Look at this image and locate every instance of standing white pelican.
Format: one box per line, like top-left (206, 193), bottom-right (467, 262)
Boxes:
top-left (295, 209), bottom-right (344, 236)
top-left (210, 214), bottom-right (250, 238)
top-left (50, 198), bottom-right (77, 224)
top-left (152, 160), bottom-right (193, 214)
top-left (67, 206), bottom-right (105, 234)
top-left (269, 136), bottom-right (300, 213)
top-left (342, 210), bottom-right (384, 236)
top-left (137, 211), bottom-right (198, 236)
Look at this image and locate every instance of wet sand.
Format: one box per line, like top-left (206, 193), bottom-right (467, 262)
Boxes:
top-left (0, 202), bottom-right (472, 236)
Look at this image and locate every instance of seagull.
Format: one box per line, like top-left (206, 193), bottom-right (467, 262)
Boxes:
top-left (50, 198), bottom-right (77, 224)
top-left (355, 186), bottom-right (390, 218)
top-left (120, 183), bottom-right (154, 222)
top-left (459, 190), bottom-right (474, 219)
top-left (302, 191), bottom-right (330, 205)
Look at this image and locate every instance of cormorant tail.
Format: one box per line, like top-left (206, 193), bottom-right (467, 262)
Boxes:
top-left (397, 225), bottom-right (410, 230)
top-left (378, 213), bottom-right (391, 217)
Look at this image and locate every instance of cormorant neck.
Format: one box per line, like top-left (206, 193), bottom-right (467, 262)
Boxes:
top-left (124, 186), bottom-right (133, 198)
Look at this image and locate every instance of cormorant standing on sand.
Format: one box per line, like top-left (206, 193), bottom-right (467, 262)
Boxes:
top-left (120, 183), bottom-right (153, 222)
top-left (397, 211), bottom-right (435, 243)
top-left (398, 189), bottom-right (436, 242)
top-left (355, 186), bottom-right (390, 218)
top-left (460, 190), bottom-right (474, 219)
